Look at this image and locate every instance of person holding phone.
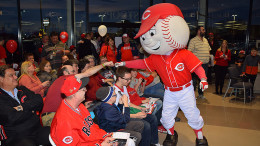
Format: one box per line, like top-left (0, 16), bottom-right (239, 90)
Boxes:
top-left (214, 40), bottom-right (231, 95)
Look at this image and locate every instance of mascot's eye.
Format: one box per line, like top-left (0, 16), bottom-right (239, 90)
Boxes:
top-left (141, 35), bottom-right (145, 41)
top-left (149, 29), bottom-right (156, 36)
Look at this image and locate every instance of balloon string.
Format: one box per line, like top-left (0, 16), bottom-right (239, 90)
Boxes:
top-left (64, 43), bottom-right (65, 55)
top-left (12, 53), bottom-right (14, 64)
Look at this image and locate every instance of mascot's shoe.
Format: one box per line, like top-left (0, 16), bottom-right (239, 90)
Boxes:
top-left (196, 136), bottom-right (208, 146)
top-left (163, 131), bottom-right (178, 146)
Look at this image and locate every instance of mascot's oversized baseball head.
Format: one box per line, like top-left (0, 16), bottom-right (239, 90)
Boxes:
top-left (134, 3), bottom-right (190, 55)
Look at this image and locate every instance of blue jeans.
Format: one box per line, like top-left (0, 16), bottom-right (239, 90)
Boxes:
top-left (131, 114), bottom-right (158, 145)
top-left (192, 63), bottom-right (208, 96)
top-left (143, 82), bottom-right (165, 100)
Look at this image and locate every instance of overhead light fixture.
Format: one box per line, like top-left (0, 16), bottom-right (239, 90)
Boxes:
top-left (232, 14), bottom-right (237, 21)
top-left (225, 24), bottom-right (232, 27)
top-left (227, 21), bottom-right (236, 23)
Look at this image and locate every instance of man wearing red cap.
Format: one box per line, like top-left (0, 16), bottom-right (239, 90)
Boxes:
top-left (115, 3), bottom-right (208, 146)
top-left (50, 75), bottom-right (115, 145)
top-left (117, 33), bottom-right (139, 62)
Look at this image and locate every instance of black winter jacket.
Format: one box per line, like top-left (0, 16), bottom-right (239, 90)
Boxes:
top-left (0, 86), bottom-right (43, 141)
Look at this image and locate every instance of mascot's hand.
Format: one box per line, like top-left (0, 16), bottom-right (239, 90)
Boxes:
top-left (115, 62), bottom-right (125, 67)
top-left (199, 79), bottom-right (208, 92)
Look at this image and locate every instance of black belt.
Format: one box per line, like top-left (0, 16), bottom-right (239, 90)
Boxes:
top-left (41, 112), bottom-right (54, 117)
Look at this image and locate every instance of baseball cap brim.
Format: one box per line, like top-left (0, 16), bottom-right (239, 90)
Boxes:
top-left (134, 15), bottom-right (160, 39)
top-left (79, 77), bottom-right (89, 89)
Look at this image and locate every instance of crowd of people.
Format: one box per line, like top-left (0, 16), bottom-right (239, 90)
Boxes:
top-left (0, 28), bottom-right (259, 146)
top-left (188, 26), bottom-right (259, 100)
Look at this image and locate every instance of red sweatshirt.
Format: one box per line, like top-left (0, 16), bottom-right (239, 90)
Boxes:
top-left (100, 45), bottom-right (117, 63)
top-left (215, 49), bottom-right (231, 66)
top-left (86, 73), bottom-right (106, 101)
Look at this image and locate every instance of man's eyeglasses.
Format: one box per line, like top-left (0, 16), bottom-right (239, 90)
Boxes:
top-left (121, 77), bottom-right (131, 81)
top-left (112, 94), bottom-right (117, 98)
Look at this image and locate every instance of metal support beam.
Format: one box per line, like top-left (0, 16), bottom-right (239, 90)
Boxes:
top-left (245, 0), bottom-right (253, 51)
top-left (17, 0), bottom-right (23, 61)
top-left (71, 0), bottom-right (75, 45)
top-left (205, 0), bottom-right (208, 33)
top-left (86, 0), bottom-right (90, 32)
top-left (198, 0), bottom-right (206, 28)
top-left (40, 0), bottom-right (43, 31)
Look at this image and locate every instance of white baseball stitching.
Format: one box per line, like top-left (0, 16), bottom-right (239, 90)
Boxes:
top-left (161, 16), bottom-right (185, 49)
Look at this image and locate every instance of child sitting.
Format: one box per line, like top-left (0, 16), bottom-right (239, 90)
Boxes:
top-left (95, 86), bottom-right (143, 145)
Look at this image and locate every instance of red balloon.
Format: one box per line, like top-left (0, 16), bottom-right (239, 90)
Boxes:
top-left (60, 32), bottom-right (68, 43)
top-left (6, 40), bottom-right (17, 54)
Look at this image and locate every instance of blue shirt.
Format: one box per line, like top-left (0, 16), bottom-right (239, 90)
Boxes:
top-left (1, 88), bottom-right (20, 104)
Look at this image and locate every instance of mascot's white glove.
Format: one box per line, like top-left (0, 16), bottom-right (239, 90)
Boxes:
top-left (199, 79), bottom-right (208, 92)
top-left (115, 62), bottom-right (125, 68)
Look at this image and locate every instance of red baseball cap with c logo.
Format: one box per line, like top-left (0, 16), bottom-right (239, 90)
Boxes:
top-left (134, 3), bottom-right (184, 39)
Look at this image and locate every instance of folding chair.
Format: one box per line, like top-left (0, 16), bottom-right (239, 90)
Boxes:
top-left (223, 66), bottom-right (253, 104)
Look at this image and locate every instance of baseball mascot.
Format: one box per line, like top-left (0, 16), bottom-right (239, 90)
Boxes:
top-left (115, 3), bottom-right (209, 146)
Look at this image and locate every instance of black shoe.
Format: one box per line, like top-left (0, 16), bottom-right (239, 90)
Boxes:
top-left (163, 131), bottom-right (178, 146)
top-left (196, 136), bottom-right (208, 146)
top-left (213, 92), bottom-right (219, 95)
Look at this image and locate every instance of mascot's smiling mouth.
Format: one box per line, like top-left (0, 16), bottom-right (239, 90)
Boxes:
top-left (150, 41), bottom-right (160, 50)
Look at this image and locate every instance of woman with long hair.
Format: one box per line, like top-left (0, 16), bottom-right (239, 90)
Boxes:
top-left (37, 60), bottom-right (57, 84)
top-left (99, 36), bottom-right (117, 63)
top-left (18, 61), bottom-right (50, 97)
top-left (214, 40), bottom-right (231, 94)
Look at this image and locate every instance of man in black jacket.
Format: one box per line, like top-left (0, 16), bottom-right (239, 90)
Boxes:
top-left (77, 33), bottom-right (99, 62)
top-left (0, 65), bottom-right (50, 146)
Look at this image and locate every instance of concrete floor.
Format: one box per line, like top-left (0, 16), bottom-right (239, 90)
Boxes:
top-left (158, 81), bottom-right (260, 146)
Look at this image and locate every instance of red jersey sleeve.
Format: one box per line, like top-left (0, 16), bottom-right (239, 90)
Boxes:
top-left (125, 59), bottom-right (147, 69)
top-left (99, 45), bottom-right (108, 57)
top-left (183, 50), bottom-right (202, 73)
top-left (144, 55), bottom-right (156, 72)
